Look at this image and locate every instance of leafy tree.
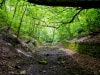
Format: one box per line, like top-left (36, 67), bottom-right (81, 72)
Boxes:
top-left (1, 0), bottom-right (100, 44)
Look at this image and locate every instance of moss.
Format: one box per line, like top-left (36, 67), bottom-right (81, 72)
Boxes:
top-left (63, 42), bottom-right (100, 58)
top-left (56, 60), bottom-right (66, 65)
top-left (38, 59), bottom-right (48, 65)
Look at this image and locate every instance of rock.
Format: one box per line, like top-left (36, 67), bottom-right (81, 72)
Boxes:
top-left (16, 49), bottom-right (32, 57)
top-left (61, 60), bottom-right (66, 64)
top-left (42, 70), bottom-right (47, 73)
top-left (8, 71), bottom-right (14, 74)
top-left (20, 70), bottom-right (26, 74)
top-left (15, 65), bottom-right (21, 69)
top-left (99, 70), bottom-right (100, 72)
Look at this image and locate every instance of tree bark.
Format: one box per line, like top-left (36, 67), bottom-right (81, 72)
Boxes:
top-left (28, 0), bottom-right (100, 8)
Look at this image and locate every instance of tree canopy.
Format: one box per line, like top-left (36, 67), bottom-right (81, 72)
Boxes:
top-left (0, 0), bottom-right (100, 43)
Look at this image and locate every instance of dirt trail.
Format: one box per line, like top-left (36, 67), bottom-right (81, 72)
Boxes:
top-left (11, 46), bottom-right (99, 75)
top-left (0, 31), bottom-right (100, 75)
top-left (0, 36), bottom-right (100, 75)
top-left (26, 46), bottom-right (100, 75)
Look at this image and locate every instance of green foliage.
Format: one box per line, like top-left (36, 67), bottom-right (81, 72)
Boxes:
top-left (38, 59), bottom-right (48, 65)
top-left (0, 9), bottom-right (8, 30)
top-left (0, 0), bottom-right (100, 43)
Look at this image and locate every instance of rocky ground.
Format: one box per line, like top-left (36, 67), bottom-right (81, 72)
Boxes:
top-left (0, 32), bottom-right (100, 75)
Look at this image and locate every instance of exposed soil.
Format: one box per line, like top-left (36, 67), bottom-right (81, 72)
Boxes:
top-left (0, 32), bottom-right (100, 75)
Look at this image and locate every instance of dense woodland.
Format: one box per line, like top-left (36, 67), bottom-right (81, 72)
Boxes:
top-left (1, 0), bottom-right (100, 42)
top-left (0, 0), bottom-right (100, 75)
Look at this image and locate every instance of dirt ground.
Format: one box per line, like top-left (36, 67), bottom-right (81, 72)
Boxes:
top-left (0, 33), bottom-right (100, 75)
top-left (0, 44), bottom-right (100, 75)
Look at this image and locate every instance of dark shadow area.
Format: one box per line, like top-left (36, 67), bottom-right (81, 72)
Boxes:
top-left (77, 42), bottom-right (100, 58)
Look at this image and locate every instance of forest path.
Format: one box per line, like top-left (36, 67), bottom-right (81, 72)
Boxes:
top-left (0, 31), bottom-right (100, 75)
top-left (0, 42), bottom-right (100, 75)
top-left (22, 46), bottom-right (100, 75)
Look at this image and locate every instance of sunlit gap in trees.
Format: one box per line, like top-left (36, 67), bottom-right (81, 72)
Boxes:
top-left (41, 27), bottom-right (59, 43)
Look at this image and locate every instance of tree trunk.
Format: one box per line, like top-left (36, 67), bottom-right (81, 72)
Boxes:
top-left (28, 0), bottom-right (100, 8)
top-left (17, 3), bottom-right (27, 38)
top-left (7, 1), bottom-right (19, 32)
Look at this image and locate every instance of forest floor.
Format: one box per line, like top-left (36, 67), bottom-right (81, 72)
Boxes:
top-left (0, 32), bottom-right (100, 75)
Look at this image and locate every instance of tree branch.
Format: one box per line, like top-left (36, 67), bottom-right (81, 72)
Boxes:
top-left (27, 8), bottom-right (83, 29)
top-left (28, 0), bottom-right (100, 8)
top-left (0, 0), bottom-right (6, 8)
top-left (63, 9), bottom-right (83, 24)
top-left (56, 9), bottom-right (83, 29)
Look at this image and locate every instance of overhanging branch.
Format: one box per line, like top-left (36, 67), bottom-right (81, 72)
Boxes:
top-left (56, 9), bottom-right (83, 29)
top-left (28, 0), bottom-right (100, 8)
top-left (31, 9), bottom-right (83, 29)
top-left (62, 9), bottom-right (83, 24)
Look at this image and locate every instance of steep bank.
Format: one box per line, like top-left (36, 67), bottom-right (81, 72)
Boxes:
top-left (61, 33), bottom-right (100, 58)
